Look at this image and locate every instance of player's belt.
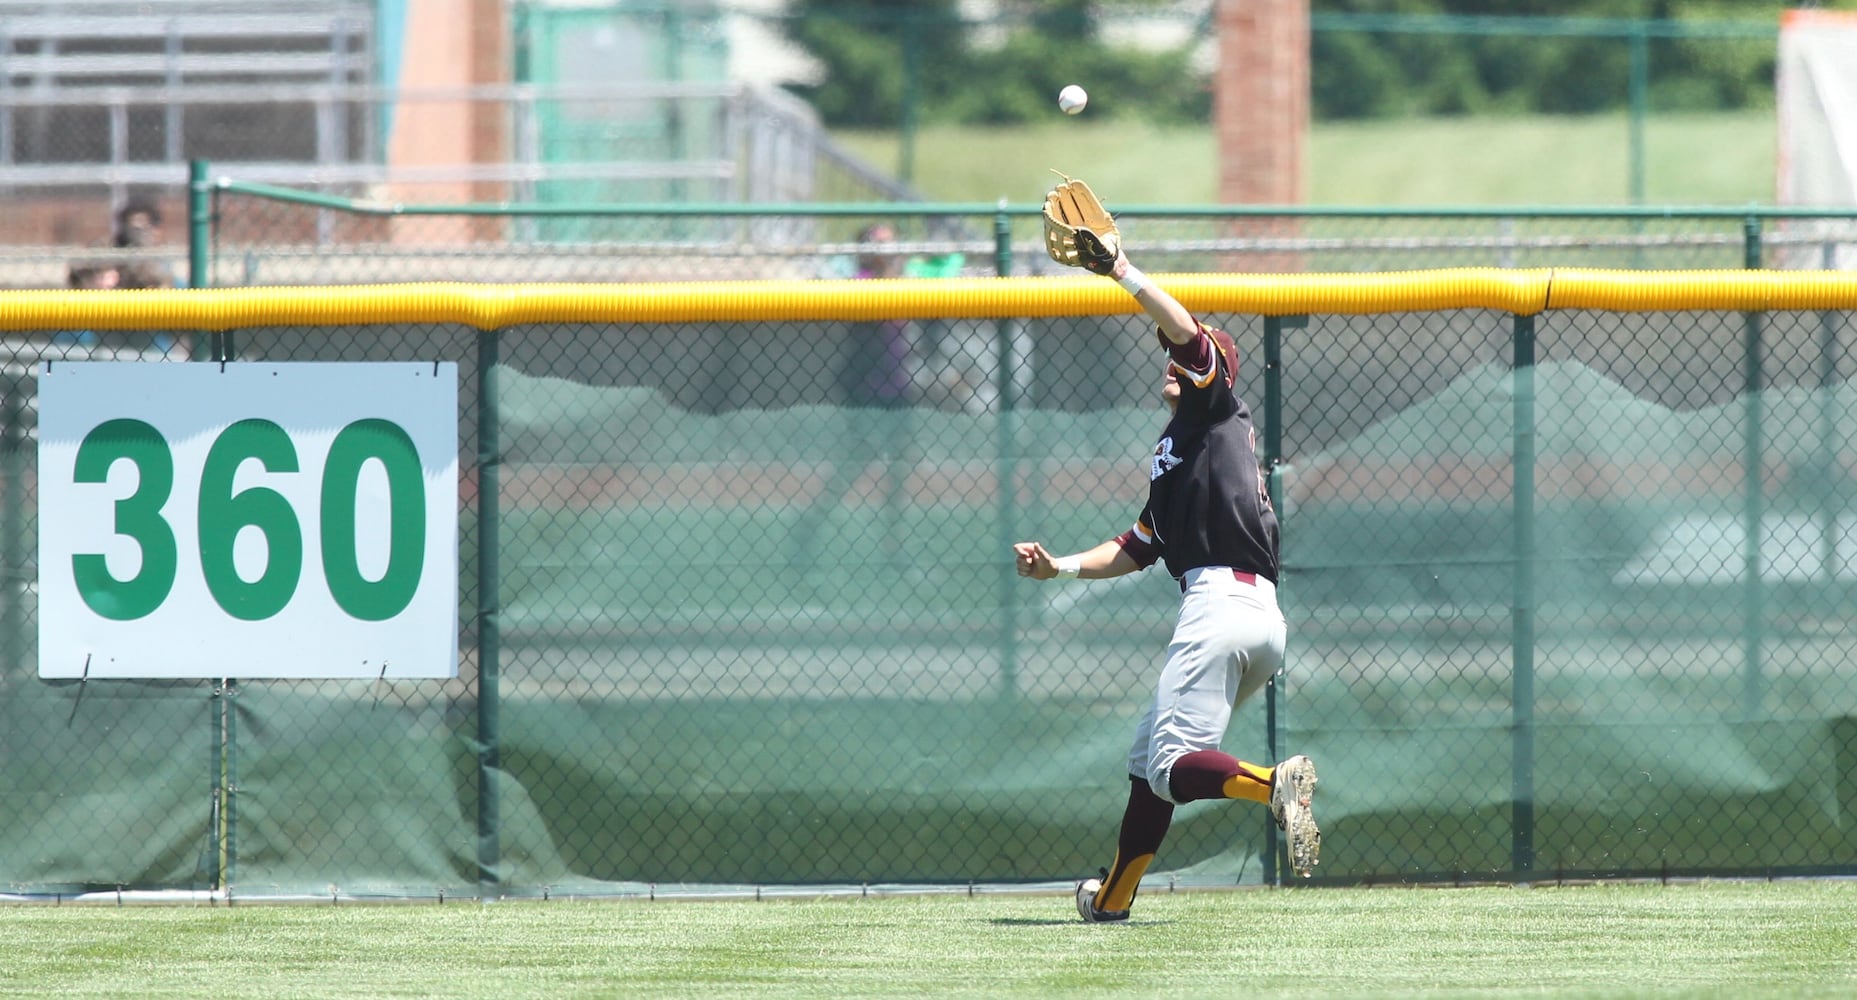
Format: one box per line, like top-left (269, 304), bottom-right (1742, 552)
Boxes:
top-left (1179, 566), bottom-right (1260, 592)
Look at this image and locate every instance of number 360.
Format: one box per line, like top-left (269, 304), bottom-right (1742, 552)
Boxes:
top-left (73, 417), bottom-right (427, 623)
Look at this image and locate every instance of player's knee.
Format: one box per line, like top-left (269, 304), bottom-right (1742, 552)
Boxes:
top-left (1148, 765), bottom-right (1182, 805)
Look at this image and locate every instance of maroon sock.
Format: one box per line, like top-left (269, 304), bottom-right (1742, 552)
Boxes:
top-left (1167, 749), bottom-right (1243, 803)
top-left (1119, 774), bottom-right (1174, 855)
top-left (1100, 774), bottom-right (1175, 908)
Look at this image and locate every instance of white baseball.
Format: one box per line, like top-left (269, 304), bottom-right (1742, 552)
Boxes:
top-left (1058, 84), bottom-right (1088, 115)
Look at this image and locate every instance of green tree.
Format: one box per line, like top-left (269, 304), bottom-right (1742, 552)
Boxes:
top-left (940, 1), bottom-right (1203, 125)
top-left (778, 1), bottom-right (1205, 127)
top-left (1310, 0), bottom-right (1796, 119)
top-left (778, 1), bottom-right (967, 127)
top-left (946, 32), bottom-right (1205, 125)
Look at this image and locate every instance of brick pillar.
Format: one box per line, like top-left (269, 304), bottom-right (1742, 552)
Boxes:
top-left (1214, 0), bottom-right (1308, 270)
top-left (469, 0), bottom-right (512, 212)
top-left (1216, 0), bottom-right (1307, 204)
top-left (390, 0), bottom-right (511, 242)
top-left (464, 0), bottom-right (511, 241)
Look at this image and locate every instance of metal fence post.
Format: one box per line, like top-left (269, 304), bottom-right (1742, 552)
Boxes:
top-left (223, 680), bottom-right (238, 891)
top-left (1261, 312), bottom-right (1291, 885)
top-left (190, 158), bottom-right (241, 892)
top-left (1627, 25), bottom-right (1648, 205)
top-left (993, 202), bottom-right (1018, 701)
top-left (476, 327), bottom-right (503, 893)
top-left (209, 683), bottom-right (224, 889)
top-left (188, 155), bottom-right (209, 360)
top-left (1511, 313), bottom-right (1537, 878)
top-left (188, 159), bottom-right (235, 361)
top-left (1741, 216), bottom-right (1766, 720)
top-left (188, 159), bottom-right (210, 290)
top-left (0, 375), bottom-right (20, 685)
top-left (1818, 243), bottom-right (1845, 584)
top-left (899, 10), bottom-right (920, 186)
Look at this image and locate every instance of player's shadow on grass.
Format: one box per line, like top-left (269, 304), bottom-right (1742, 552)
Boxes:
top-left (988, 917), bottom-right (1172, 927)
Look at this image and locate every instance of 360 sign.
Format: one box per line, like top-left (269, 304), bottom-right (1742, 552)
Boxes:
top-left (38, 363), bottom-right (459, 679)
top-left (74, 416), bottom-right (426, 623)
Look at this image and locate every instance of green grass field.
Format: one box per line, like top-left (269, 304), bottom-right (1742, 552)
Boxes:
top-left (3, 881), bottom-right (1853, 998)
top-left (836, 110), bottom-right (1777, 207)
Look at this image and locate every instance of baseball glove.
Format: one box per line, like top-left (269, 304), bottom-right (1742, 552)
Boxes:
top-left (1042, 174), bottom-right (1121, 275)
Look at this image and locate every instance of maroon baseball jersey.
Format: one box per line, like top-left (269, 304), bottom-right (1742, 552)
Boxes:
top-left (1116, 323), bottom-right (1280, 584)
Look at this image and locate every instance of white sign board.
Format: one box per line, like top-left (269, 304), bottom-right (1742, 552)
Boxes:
top-left (38, 362), bottom-right (459, 679)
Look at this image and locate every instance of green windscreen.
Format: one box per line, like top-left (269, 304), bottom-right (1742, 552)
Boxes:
top-left (1, 305), bottom-right (1852, 897)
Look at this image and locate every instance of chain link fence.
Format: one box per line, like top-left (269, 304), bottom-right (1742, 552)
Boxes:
top-left (0, 190), bottom-right (1853, 899)
top-left (200, 179), bottom-right (1857, 288)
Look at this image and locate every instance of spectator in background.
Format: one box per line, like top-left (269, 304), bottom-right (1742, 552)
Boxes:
top-left (67, 261), bottom-right (120, 291)
top-left (902, 230), bottom-right (980, 413)
top-left (789, 223), bottom-right (918, 575)
top-left (109, 196), bottom-right (180, 357)
top-left (53, 262), bottom-right (121, 348)
top-left (837, 222), bottom-right (911, 407)
top-left (113, 196), bottom-right (175, 290)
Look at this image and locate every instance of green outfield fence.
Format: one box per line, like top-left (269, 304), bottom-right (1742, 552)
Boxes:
top-left (0, 167), bottom-right (1853, 900)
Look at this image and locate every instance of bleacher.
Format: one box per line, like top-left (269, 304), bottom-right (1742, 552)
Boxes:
top-left (0, 0), bottom-right (920, 287)
top-left (0, 0), bottom-right (370, 91)
top-left (0, 0), bottom-right (374, 256)
top-left (0, 0), bottom-right (373, 164)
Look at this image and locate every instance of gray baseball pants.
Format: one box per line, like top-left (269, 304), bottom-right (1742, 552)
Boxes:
top-left (1126, 565), bottom-right (1287, 804)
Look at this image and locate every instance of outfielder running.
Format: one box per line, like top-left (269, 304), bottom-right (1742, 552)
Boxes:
top-left (1017, 177), bottom-right (1318, 922)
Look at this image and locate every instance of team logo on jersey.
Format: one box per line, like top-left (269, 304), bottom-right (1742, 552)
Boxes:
top-left (1150, 437), bottom-right (1181, 481)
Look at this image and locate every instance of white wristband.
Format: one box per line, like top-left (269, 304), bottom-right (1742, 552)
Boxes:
top-left (1054, 556), bottom-right (1082, 578)
top-left (1116, 264), bottom-right (1149, 296)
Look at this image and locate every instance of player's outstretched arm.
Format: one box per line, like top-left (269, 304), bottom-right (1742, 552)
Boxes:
top-left (1103, 247), bottom-right (1198, 347)
top-left (1014, 539), bottom-right (1140, 581)
top-left (1045, 176), bottom-right (1198, 347)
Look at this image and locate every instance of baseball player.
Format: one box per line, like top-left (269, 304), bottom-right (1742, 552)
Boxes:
top-left (1019, 178), bottom-right (1318, 921)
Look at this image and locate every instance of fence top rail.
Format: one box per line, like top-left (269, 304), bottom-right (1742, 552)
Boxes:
top-left (1, 15), bottom-right (365, 43)
top-left (1308, 11), bottom-right (1781, 40)
top-left (0, 79), bottom-right (750, 108)
top-left (3, 51), bottom-right (369, 80)
top-left (7, 270), bottom-right (1857, 330)
top-left (207, 177), bottom-right (1857, 222)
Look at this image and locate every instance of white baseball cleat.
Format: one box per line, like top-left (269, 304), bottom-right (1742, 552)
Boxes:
top-left (1074, 871), bottom-right (1129, 922)
top-left (1270, 754), bottom-right (1321, 878)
